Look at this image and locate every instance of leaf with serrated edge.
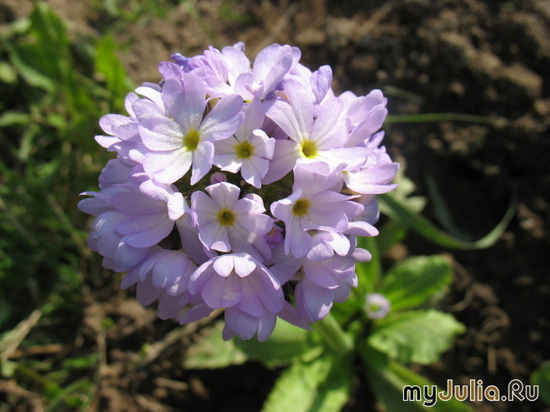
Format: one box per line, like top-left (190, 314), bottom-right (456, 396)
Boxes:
top-left (380, 255), bottom-right (453, 312)
top-left (368, 310), bottom-right (465, 365)
top-left (262, 352), bottom-right (353, 412)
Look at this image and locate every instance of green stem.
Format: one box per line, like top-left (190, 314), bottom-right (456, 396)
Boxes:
top-left (315, 313), bottom-right (354, 354)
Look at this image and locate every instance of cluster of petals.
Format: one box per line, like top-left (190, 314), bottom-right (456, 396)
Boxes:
top-left (79, 42), bottom-right (398, 341)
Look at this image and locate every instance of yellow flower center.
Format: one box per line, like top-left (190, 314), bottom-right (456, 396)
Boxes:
top-left (300, 140), bottom-right (318, 159)
top-left (236, 141), bottom-right (254, 159)
top-left (292, 198), bottom-right (310, 216)
top-left (183, 129), bottom-right (201, 151)
top-left (217, 208), bottom-right (236, 226)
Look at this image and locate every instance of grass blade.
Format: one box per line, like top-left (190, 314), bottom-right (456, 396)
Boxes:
top-left (379, 192), bottom-right (517, 250)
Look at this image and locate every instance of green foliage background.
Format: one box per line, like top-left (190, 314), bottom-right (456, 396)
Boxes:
top-left (0, 2), bottom-right (534, 411)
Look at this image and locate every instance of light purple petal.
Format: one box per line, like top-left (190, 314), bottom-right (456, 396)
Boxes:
top-left (151, 251), bottom-right (190, 289)
top-left (303, 261), bottom-right (339, 289)
top-left (241, 156), bottom-right (269, 188)
top-left (199, 94), bottom-right (243, 141)
top-left (267, 95), bottom-right (309, 142)
top-left (261, 139), bottom-right (299, 184)
top-left (143, 148), bottom-right (192, 184)
top-left (136, 281), bottom-right (163, 306)
top-left (251, 129), bottom-right (275, 158)
top-left (276, 301), bottom-right (311, 330)
top-left (310, 98), bottom-right (347, 148)
top-left (191, 190), bottom-right (220, 225)
top-left (190, 141), bottom-right (215, 185)
top-left (238, 278), bottom-right (264, 317)
top-left (118, 214), bottom-right (173, 248)
top-left (236, 97), bottom-right (265, 140)
top-left (205, 182), bottom-right (241, 209)
top-left (133, 97), bottom-right (166, 119)
top-left (202, 275), bottom-right (241, 308)
top-left (199, 221), bottom-right (231, 252)
top-left (310, 65), bottom-right (332, 103)
top-left (344, 162), bottom-right (399, 194)
top-left (99, 114), bottom-right (131, 135)
top-left (232, 253), bottom-right (257, 277)
top-left (138, 113), bottom-right (184, 151)
top-left (165, 74), bottom-right (206, 131)
top-left (212, 254), bottom-right (236, 277)
top-left (256, 313), bottom-right (277, 342)
top-left (113, 240), bottom-right (151, 270)
top-left (135, 86), bottom-right (165, 112)
top-left (296, 279), bottom-right (334, 323)
top-left (223, 307), bottom-right (258, 340)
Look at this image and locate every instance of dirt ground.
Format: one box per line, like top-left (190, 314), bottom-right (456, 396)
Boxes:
top-left (2, 0), bottom-right (549, 411)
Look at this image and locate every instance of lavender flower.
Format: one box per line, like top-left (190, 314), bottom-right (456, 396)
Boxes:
top-left (191, 181), bottom-right (273, 260)
top-left (138, 73), bottom-right (243, 185)
top-left (189, 253), bottom-right (284, 341)
top-left (213, 97), bottom-right (275, 188)
top-left (79, 42), bottom-right (399, 341)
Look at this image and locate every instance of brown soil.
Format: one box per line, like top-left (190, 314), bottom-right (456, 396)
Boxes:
top-left (2, 0), bottom-right (549, 411)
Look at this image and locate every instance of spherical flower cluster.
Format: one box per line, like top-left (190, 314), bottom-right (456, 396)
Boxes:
top-left (79, 42), bottom-right (399, 341)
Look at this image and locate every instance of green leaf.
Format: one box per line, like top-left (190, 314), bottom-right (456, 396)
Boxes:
top-left (184, 318), bottom-right (320, 370)
top-left (380, 255), bottom-right (453, 312)
top-left (384, 158), bottom-right (427, 214)
top-left (363, 346), bottom-right (472, 412)
top-left (95, 35), bottom-right (132, 110)
top-left (262, 352), bottom-right (353, 412)
top-left (379, 192), bottom-right (517, 250)
top-left (29, 2), bottom-right (70, 52)
top-left (531, 360), bottom-right (550, 406)
top-left (45, 377), bottom-right (93, 412)
top-left (61, 353), bottom-right (98, 370)
top-left (426, 176), bottom-right (471, 240)
top-left (10, 46), bottom-right (56, 92)
top-left (386, 112), bottom-right (498, 125)
top-left (183, 322), bottom-right (247, 369)
top-left (376, 220), bottom-right (408, 256)
top-left (368, 310), bottom-right (465, 365)
top-left (237, 319), bottom-right (318, 368)
top-left (0, 61), bottom-right (17, 84)
top-left (0, 111), bottom-right (32, 127)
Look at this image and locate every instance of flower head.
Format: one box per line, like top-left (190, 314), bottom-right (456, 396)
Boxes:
top-left (79, 42), bottom-right (398, 341)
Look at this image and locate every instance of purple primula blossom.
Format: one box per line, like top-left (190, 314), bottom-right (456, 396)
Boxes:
top-left (121, 247), bottom-right (197, 298)
top-left (239, 43), bottom-right (300, 101)
top-left (95, 85), bottom-right (167, 166)
top-left (79, 42), bottom-right (398, 341)
top-left (213, 98), bottom-right (275, 188)
top-left (263, 78), bottom-right (370, 184)
top-left (87, 210), bottom-right (153, 272)
top-left (111, 182), bottom-right (183, 248)
top-left (191, 182), bottom-right (273, 260)
top-left (139, 72), bottom-right (243, 185)
top-left (344, 89), bottom-right (388, 139)
top-left (188, 253), bottom-right (284, 341)
top-left (78, 174), bottom-right (185, 272)
top-left (267, 235), bottom-right (365, 325)
top-left (98, 159), bottom-right (133, 189)
top-left (270, 165), bottom-right (361, 258)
